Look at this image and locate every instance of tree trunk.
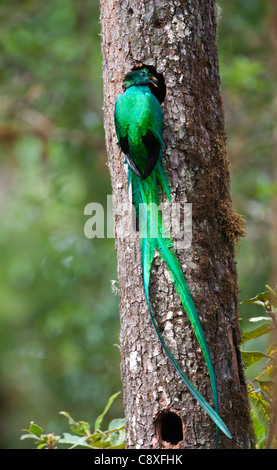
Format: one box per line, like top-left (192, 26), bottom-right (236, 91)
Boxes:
top-left (100, 0), bottom-right (254, 449)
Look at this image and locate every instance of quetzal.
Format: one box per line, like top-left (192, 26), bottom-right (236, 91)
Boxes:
top-left (114, 67), bottom-right (232, 442)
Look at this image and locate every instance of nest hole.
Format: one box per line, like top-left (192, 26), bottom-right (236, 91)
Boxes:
top-left (155, 411), bottom-right (184, 446)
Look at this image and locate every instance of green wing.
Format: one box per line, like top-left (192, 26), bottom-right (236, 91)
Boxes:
top-left (115, 86), bottom-right (164, 179)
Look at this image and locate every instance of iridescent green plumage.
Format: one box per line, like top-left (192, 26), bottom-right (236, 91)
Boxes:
top-left (114, 68), bottom-right (232, 442)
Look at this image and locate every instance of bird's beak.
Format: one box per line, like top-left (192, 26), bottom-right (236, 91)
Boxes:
top-left (149, 76), bottom-right (158, 87)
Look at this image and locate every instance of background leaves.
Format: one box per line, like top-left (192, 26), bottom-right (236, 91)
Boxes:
top-left (240, 286), bottom-right (277, 448)
top-left (0, 0), bottom-right (120, 448)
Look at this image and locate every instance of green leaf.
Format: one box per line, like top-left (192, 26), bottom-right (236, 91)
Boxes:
top-left (59, 411), bottom-right (91, 436)
top-left (94, 391), bottom-right (121, 432)
top-left (108, 418), bottom-right (125, 447)
top-left (22, 421), bottom-right (43, 438)
top-left (248, 386), bottom-right (271, 431)
top-left (255, 364), bottom-right (275, 399)
top-left (73, 420), bottom-right (91, 436)
top-left (59, 433), bottom-right (92, 449)
top-left (37, 443), bottom-right (48, 450)
top-left (265, 285), bottom-right (277, 307)
top-left (241, 323), bottom-right (274, 345)
top-left (241, 351), bottom-right (270, 368)
top-left (266, 341), bottom-right (277, 356)
top-left (241, 290), bottom-right (273, 306)
top-left (59, 411), bottom-right (76, 426)
top-left (249, 394), bottom-right (271, 431)
top-left (241, 292), bottom-right (269, 306)
top-left (106, 442), bottom-right (126, 449)
top-left (20, 433), bottom-right (41, 441)
top-left (108, 418), bottom-right (125, 431)
top-left (251, 412), bottom-right (267, 449)
top-left (256, 362), bottom-right (274, 382)
top-left (241, 286), bottom-right (277, 310)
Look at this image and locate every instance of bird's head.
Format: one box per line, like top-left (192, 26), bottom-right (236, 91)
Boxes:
top-left (124, 68), bottom-right (158, 89)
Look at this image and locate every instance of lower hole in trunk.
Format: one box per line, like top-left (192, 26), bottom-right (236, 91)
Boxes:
top-left (155, 411), bottom-right (184, 445)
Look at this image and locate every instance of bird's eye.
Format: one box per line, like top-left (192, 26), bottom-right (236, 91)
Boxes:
top-left (141, 71), bottom-right (146, 76)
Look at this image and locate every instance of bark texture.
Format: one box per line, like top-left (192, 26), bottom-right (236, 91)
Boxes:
top-left (100, 0), bottom-right (254, 449)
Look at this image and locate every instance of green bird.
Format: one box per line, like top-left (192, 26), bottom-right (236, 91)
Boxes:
top-left (114, 68), bottom-right (232, 442)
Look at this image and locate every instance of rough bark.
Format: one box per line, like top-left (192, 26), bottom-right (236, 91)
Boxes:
top-left (100, 0), bottom-right (254, 449)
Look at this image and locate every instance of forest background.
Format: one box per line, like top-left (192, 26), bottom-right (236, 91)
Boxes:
top-left (0, 0), bottom-right (276, 448)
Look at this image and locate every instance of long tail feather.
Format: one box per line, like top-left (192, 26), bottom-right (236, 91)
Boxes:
top-left (143, 285), bottom-right (231, 440)
top-left (156, 232), bottom-right (221, 444)
top-left (131, 172), bottom-right (232, 441)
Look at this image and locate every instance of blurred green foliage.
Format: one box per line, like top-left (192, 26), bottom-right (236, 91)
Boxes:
top-left (0, 0), bottom-right (276, 449)
top-left (218, 0), bottom-right (276, 368)
top-left (0, 0), bottom-right (121, 448)
top-left (240, 285), bottom-right (277, 448)
top-left (218, 0), bottom-right (276, 317)
top-left (218, 2), bottom-right (277, 446)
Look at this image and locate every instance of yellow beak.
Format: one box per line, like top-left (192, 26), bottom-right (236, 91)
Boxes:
top-left (149, 76), bottom-right (158, 87)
